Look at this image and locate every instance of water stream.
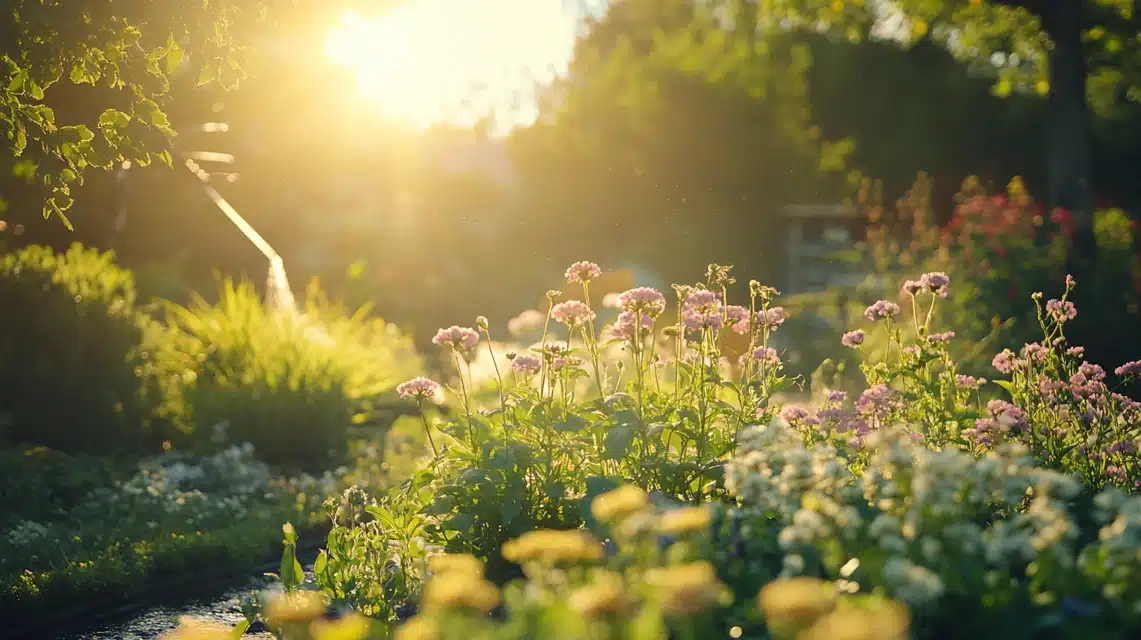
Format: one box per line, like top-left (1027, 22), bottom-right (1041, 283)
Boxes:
top-left (51, 554), bottom-right (318, 640)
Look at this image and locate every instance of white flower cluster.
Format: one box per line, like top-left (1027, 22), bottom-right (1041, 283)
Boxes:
top-left (726, 419), bottom-right (1141, 614)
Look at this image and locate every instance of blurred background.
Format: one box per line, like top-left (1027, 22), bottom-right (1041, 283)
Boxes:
top-left (1, 0), bottom-right (1138, 357)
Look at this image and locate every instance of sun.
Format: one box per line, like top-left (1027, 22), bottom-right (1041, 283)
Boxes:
top-left (325, 0), bottom-right (588, 131)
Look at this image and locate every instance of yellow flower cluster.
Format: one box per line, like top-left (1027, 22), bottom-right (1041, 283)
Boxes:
top-left (758, 577), bottom-right (910, 640)
top-left (568, 570), bottom-right (635, 617)
top-left (645, 561), bottom-right (731, 615)
top-left (591, 485), bottom-right (649, 523)
top-left (428, 553), bottom-right (486, 578)
top-left (658, 505), bottom-right (712, 535)
top-left (395, 616), bottom-right (440, 640)
top-left (264, 590), bottom-right (327, 625)
top-left (422, 571), bottom-right (502, 614)
top-left (501, 529), bottom-right (604, 565)
top-left (757, 577), bottom-right (838, 637)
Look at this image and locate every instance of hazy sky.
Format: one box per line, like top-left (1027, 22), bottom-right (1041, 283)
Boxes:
top-left (326, 0), bottom-right (608, 132)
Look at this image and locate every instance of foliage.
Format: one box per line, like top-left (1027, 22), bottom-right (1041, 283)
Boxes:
top-left (0, 243), bottom-right (186, 454)
top-left (0, 445), bottom-right (125, 528)
top-left (155, 258), bottom-right (1141, 640)
top-left (162, 278), bottom-right (424, 471)
top-left (0, 0), bottom-right (324, 223)
top-left (854, 177), bottom-right (1141, 383)
top-left (0, 443), bottom-right (330, 627)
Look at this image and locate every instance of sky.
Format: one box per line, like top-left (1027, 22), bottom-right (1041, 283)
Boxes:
top-left (325, 0), bottom-right (608, 133)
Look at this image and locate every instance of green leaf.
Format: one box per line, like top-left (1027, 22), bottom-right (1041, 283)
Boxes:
top-left (603, 424), bottom-right (635, 460)
top-left (59, 125), bottom-right (94, 144)
top-left (993, 380), bottom-right (1015, 395)
top-left (313, 549), bottom-right (328, 576)
top-left (98, 108), bottom-right (131, 130)
top-left (197, 63), bottom-right (218, 87)
top-left (443, 512), bottom-right (473, 533)
top-left (165, 39), bottom-right (185, 74)
top-left (27, 79), bottom-right (44, 100)
top-left (229, 620), bottom-right (251, 640)
top-left (13, 122), bottom-right (27, 156)
top-left (554, 414), bottom-right (589, 432)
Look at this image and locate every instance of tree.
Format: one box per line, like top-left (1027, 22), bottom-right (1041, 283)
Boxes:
top-left (704, 0), bottom-right (1141, 255)
top-left (0, 0), bottom-right (371, 227)
top-left (508, 0), bottom-right (851, 284)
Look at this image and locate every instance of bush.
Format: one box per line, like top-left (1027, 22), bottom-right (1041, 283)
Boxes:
top-left (0, 243), bottom-right (181, 454)
top-left (163, 278), bottom-right (422, 471)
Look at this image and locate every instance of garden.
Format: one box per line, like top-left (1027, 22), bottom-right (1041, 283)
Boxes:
top-left (3, 1), bottom-right (1141, 640)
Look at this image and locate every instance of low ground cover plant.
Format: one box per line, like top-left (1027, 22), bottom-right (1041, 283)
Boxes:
top-left (0, 443), bottom-right (332, 626)
top-left (162, 260), bottom-right (1141, 639)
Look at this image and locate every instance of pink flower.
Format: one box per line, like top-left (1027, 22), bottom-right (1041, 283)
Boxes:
top-left (397, 377), bottom-right (441, 400)
top-left (926, 331), bottom-right (955, 343)
top-left (919, 272), bottom-right (950, 296)
top-left (756, 307), bottom-right (787, 330)
top-left (750, 346), bottom-right (780, 367)
top-left (1046, 299), bottom-right (1077, 323)
top-left (841, 330), bottom-right (864, 348)
top-left (992, 349), bottom-right (1016, 374)
top-left (433, 326), bottom-right (480, 351)
top-left (682, 289), bottom-right (723, 332)
top-left (864, 300), bottom-right (901, 321)
top-left (607, 310), bottom-right (653, 341)
top-left (956, 375), bottom-right (986, 390)
top-left (510, 354), bottom-right (542, 375)
top-left (617, 287), bottom-right (667, 317)
top-left (565, 261), bottom-right (602, 284)
top-left (901, 280), bottom-right (923, 296)
top-left (1115, 360), bottom-right (1141, 378)
top-left (725, 305), bottom-right (751, 334)
top-left (551, 300), bottom-right (597, 326)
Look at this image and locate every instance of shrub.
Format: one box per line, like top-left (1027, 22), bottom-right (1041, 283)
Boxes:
top-left (163, 278), bottom-right (423, 471)
top-left (0, 243), bottom-right (180, 454)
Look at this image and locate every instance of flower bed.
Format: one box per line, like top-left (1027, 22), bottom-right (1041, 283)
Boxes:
top-left (159, 261), bottom-right (1141, 640)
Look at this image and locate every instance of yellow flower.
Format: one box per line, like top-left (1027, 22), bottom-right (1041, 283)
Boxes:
top-left (645, 561), bottom-right (731, 615)
top-left (395, 616), bottom-right (440, 640)
top-left (568, 571), bottom-right (634, 617)
top-left (428, 553), bottom-right (485, 578)
top-left (591, 485), bottom-right (649, 523)
top-left (160, 618), bottom-right (233, 640)
top-left (757, 578), bottom-right (837, 636)
top-left (264, 590), bottom-right (327, 625)
top-left (310, 613), bottom-right (372, 640)
top-left (798, 601), bottom-right (911, 640)
top-left (501, 529), bottom-right (604, 565)
top-left (422, 572), bottom-right (502, 614)
top-left (657, 506), bottom-right (712, 535)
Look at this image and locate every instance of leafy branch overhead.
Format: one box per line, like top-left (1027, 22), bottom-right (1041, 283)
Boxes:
top-left (0, 0), bottom-right (297, 226)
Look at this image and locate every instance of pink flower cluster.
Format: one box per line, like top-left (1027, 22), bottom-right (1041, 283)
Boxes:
top-left (397, 377), bottom-right (440, 400)
top-left (841, 330), bottom-right (864, 348)
top-left (682, 289), bottom-right (723, 332)
top-left (433, 326), bottom-right (480, 351)
top-left (1046, 298), bottom-right (1077, 323)
top-left (511, 354), bottom-right (542, 375)
top-left (551, 300), bottom-right (596, 326)
top-left (607, 310), bottom-right (654, 342)
top-left (565, 261), bottom-right (602, 284)
top-left (617, 287), bottom-right (667, 317)
top-left (864, 300), bottom-right (901, 321)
